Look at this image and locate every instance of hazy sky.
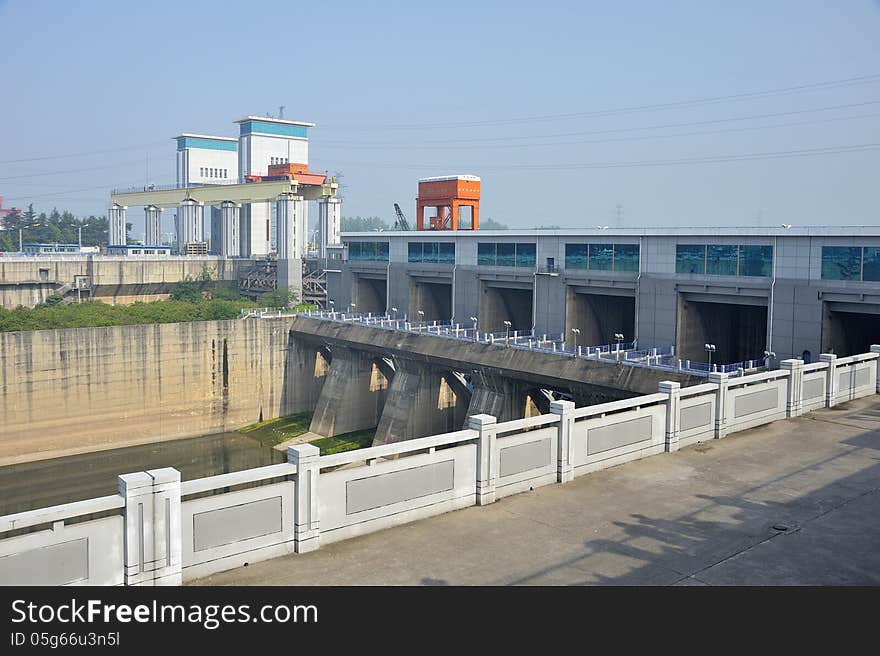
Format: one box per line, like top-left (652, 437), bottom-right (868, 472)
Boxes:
top-left (1, 0), bottom-right (879, 235)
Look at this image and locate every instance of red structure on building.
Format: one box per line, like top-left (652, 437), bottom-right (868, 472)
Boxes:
top-left (416, 175), bottom-right (480, 231)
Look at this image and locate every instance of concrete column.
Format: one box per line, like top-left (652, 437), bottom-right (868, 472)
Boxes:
top-left (282, 339), bottom-right (329, 415)
top-left (218, 201), bottom-right (241, 257)
top-left (118, 468), bottom-right (182, 586)
top-left (108, 203), bottom-right (127, 246)
top-left (144, 205), bottom-right (162, 246)
top-left (707, 372), bottom-right (729, 438)
top-left (275, 194), bottom-right (305, 259)
top-left (820, 353), bottom-right (838, 407)
top-left (308, 346), bottom-right (389, 437)
top-left (871, 345), bottom-right (880, 394)
top-left (550, 399), bottom-right (575, 482)
top-left (317, 197), bottom-right (341, 258)
top-left (468, 413), bottom-right (497, 506)
top-left (373, 359), bottom-right (469, 446)
top-left (780, 359), bottom-right (804, 418)
top-left (177, 199), bottom-right (204, 254)
top-left (465, 375), bottom-right (527, 424)
top-left (658, 381), bottom-right (681, 452)
top-left (288, 444), bottom-right (321, 553)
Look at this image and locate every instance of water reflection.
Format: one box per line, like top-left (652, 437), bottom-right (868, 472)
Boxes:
top-left (0, 432), bottom-right (285, 516)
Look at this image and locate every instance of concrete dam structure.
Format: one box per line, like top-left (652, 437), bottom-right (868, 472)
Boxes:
top-left (0, 255), bottom-right (255, 308)
top-left (329, 226), bottom-right (880, 365)
top-left (0, 314), bottom-right (699, 466)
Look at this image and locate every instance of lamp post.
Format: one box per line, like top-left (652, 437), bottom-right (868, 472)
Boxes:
top-left (19, 223), bottom-right (42, 253)
top-left (503, 320), bottom-right (512, 345)
top-left (571, 328), bottom-right (581, 355)
top-left (470, 316), bottom-right (478, 340)
top-left (349, 302), bottom-right (356, 315)
top-left (763, 350), bottom-right (776, 369)
top-left (705, 343), bottom-right (716, 369)
top-left (78, 223), bottom-right (91, 249)
top-left (391, 306), bottom-right (398, 320)
top-left (613, 332), bottom-right (624, 356)
top-left (328, 299), bottom-right (335, 316)
top-left (417, 309), bottom-right (425, 331)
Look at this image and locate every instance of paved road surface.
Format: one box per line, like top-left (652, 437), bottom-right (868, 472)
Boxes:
top-left (192, 396), bottom-right (880, 586)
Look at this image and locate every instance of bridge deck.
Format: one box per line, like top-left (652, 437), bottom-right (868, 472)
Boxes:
top-left (192, 396), bottom-right (880, 586)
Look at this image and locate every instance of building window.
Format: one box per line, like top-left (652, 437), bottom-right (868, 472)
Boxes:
top-left (821, 246), bottom-right (863, 281)
top-left (676, 245), bottom-right (706, 274)
top-left (476, 242), bottom-right (537, 268)
top-left (676, 244), bottom-right (773, 277)
top-left (565, 243), bottom-right (640, 271)
top-left (347, 241), bottom-right (389, 262)
top-left (707, 245), bottom-right (738, 276)
top-left (406, 241), bottom-right (455, 264)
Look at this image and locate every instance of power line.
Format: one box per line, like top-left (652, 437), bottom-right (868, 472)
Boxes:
top-left (0, 158), bottom-right (158, 182)
top-left (317, 142), bottom-right (880, 172)
top-left (314, 102), bottom-right (880, 150)
top-left (321, 72), bottom-right (880, 130)
top-left (0, 140), bottom-right (169, 165)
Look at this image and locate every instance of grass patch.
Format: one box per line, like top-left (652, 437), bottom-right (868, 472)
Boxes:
top-left (309, 429), bottom-right (375, 456)
top-left (237, 412), bottom-right (314, 447)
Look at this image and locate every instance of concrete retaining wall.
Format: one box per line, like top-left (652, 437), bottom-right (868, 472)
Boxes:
top-left (0, 317), bottom-right (297, 465)
top-left (2, 346), bottom-right (879, 586)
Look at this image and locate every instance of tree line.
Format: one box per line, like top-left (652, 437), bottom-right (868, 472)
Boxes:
top-left (0, 204), bottom-right (133, 251)
top-left (341, 215), bottom-right (509, 231)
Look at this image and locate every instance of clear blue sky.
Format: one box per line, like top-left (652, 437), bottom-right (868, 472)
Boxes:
top-left (1, 0), bottom-right (879, 235)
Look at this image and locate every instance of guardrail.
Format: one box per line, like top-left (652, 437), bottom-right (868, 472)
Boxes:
top-left (289, 309), bottom-right (765, 378)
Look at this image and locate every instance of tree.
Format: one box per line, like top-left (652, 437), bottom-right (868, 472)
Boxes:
top-left (481, 217), bottom-right (508, 230)
top-left (169, 277), bottom-right (203, 303)
top-left (258, 287), bottom-right (299, 308)
top-left (341, 215), bottom-right (391, 232)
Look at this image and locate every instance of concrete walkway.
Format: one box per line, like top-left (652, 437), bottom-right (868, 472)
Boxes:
top-left (192, 397), bottom-right (880, 586)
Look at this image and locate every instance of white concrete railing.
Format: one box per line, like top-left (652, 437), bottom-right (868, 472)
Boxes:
top-left (2, 346), bottom-right (879, 586)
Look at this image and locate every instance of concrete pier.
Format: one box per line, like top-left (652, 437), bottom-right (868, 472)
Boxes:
top-left (308, 346), bottom-right (389, 437)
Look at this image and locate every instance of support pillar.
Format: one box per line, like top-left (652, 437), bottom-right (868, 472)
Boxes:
top-left (550, 400), bottom-right (575, 482)
top-left (780, 359), bottom-right (804, 417)
top-left (108, 203), bottom-right (127, 246)
top-left (464, 375), bottom-right (527, 424)
top-left (275, 194), bottom-right (306, 259)
top-left (118, 468), bottom-right (182, 586)
top-left (658, 381), bottom-right (681, 452)
top-left (373, 359), bottom-right (467, 445)
top-left (707, 372), bottom-right (729, 438)
top-left (218, 201), bottom-right (241, 257)
top-left (288, 445), bottom-right (321, 553)
top-left (282, 338), bottom-right (329, 416)
top-left (468, 413), bottom-right (497, 506)
top-left (308, 346), bottom-right (389, 437)
top-left (317, 197), bottom-right (341, 259)
top-left (144, 205), bottom-right (161, 246)
top-left (177, 199), bottom-right (204, 254)
top-left (820, 353), bottom-right (838, 407)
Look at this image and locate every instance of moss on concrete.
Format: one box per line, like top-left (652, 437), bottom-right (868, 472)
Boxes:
top-left (237, 412), bottom-right (314, 447)
top-left (309, 429), bottom-right (375, 455)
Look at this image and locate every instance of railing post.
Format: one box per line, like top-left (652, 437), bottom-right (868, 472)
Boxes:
top-left (820, 353), bottom-right (838, 407)
top-left (780, 359), bottom-right (804, 418)
top-left (658, 381), bottom-right (681, 452)
top-left (550, 400), bottom-right (575, 483)
top-left (707, 372), bottom-right (729, 439)
top-left (118, 468), bottom-right (181, 586)
top-left (871, 345), bottom-right (880, 394)
top-left (468, 413), bottom-right (497, 506)
top-left (288, 444), bottom-right (321, 553)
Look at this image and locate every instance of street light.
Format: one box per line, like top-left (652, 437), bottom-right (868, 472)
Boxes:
top-left (18, 222), bottom-right (42, 253)
top-left (78, 223), bottom-right (91, 248)
top-left (391, 306), bottom-right (398, 319)
top-left (571, 328), bottom-right (581, 353)
top-left (763, 350), bottom-right (776, 368)
top-left (417, 309), bottom-right (425, 330)
top-left (705, 343), bottom-right (716, 368)
top-left (503, 320), bottom-right (512, 344)
top-left (349, 302), bottom-right (356, 316)
top-left (470, 316), bottom-right (479, 340)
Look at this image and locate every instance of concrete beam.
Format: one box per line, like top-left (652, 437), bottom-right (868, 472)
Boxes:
top-left (111, 180), bottom-right (338, 209)
top-left (309, 346), bottom-right (389, 437)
